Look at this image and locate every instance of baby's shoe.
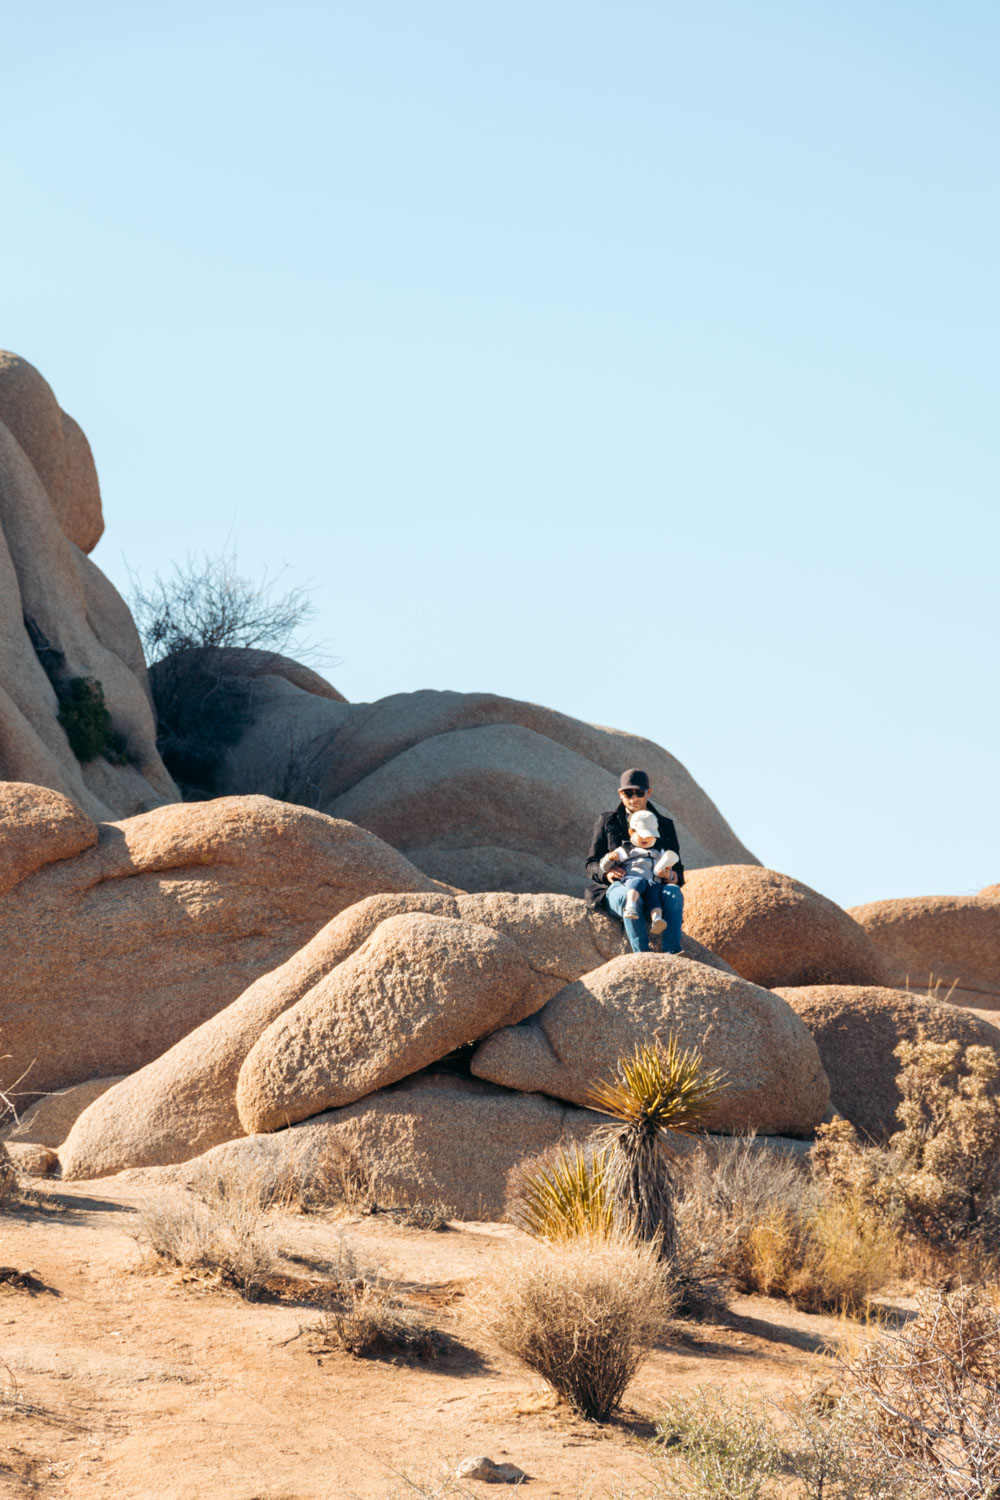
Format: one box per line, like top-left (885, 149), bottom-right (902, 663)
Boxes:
top-left (649, 909), bottom-right (666, 934)
top-left (624, 889), bottom-right (641, 920)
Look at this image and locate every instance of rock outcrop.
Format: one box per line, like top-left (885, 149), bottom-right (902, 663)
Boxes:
top-left (59, 893), bottom-right (730, 1178)
top-left (0, 351), bottom-right (103, 554)
top-left (848, 894), bottom-right (1000, 1010)
top-left (682, 865), bottom-right (891, 989)
top-left (471, 953), bottom-right (830, 1135)
top-left (776, 985), bottom-right (1000, 1141)
top-left (218, 685), bottom-right (759, 896)
top-left (0, 350), bottom-right (177, 819)
top-left (1, 796), bottom-right (437, 1098)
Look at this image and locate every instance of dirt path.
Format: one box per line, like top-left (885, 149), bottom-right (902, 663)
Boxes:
top-left (0, 1182), bottom-right (844, 1499)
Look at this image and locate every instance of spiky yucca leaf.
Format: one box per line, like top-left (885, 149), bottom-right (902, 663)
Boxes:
top-left (586, 1040), bottom-right (727, 1257)
top-left (513, 1145), bottom-right (614, 1242)
top-left (586, 1039), bottom-right (727, 1148)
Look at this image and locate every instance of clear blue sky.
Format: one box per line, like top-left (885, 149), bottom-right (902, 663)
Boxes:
top-left (3, 1), bottom-right (997, 907)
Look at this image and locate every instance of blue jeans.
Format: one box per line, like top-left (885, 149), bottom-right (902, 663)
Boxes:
top-left (604, 879), bottom-right (684, 954)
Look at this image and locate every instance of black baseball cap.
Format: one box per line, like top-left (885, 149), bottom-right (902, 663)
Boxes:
top-left (618, 769), bottom-right (649, 793)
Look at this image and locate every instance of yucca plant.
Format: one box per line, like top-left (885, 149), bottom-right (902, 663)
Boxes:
top-left (586, 1039), bottom-right (726, 1259)
top-left (512, 1144), bottom-right (614, 1242)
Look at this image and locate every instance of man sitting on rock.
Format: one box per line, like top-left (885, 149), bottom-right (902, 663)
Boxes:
top-left (584, 769), bottom-right (685, 954)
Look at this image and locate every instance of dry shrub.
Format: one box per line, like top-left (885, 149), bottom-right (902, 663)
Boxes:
top-left (741, 1194), bottom-right (900, 1315)
top-left (817, 1040), bottom-right (1000, 1260)
top-left (135, 1166), bottom-right (284, 1299)
top-left (843, 1283), bottom-right (1000, 1498)
top-left (649, 1385), bottom-right (912, 1499)
top-left (479, 1235), bottom-right (677, 1421)
top-left (278, 1136), bottom-right (379, 1214)
top-left (313, 1278), bottom-right (441, 1360)
top-left (305, 1239), bottom-right (441, 1361)
top-left (651, 1387), bottom-right (782, 1498)
top-left (674, 1138), bottom-right (898, 1315)
top-left (673, 1137), bottom-right (804, 1305)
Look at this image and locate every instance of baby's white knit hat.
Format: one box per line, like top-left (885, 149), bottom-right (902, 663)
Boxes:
top-left (628, 810), bottom-right (659, 840)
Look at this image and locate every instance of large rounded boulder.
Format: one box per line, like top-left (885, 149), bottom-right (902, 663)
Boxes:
top-left (682, 866), bottom-right (891, 989)
top-left (848, 894), bottom-right (1000, 1010)
top-left (775, 984), bottom-right (1000, 1142)
top-left (236, 913), bottom-right (541, 1134)
top-left (471, 953), bottom-right (830, 1135)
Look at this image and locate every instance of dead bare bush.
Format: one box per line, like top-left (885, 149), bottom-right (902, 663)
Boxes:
top-left (129, 550), bottom-right (326, 798)
top-left (478, 1235), bottom-right (677, 1421)
top-left (130, 551), bottom-right (319, 664)
top-left (842, 1284), bottom-right (1000, 1498)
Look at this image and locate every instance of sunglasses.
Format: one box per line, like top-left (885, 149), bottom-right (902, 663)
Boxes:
top-left (621, 788), bottom-right (645, 797)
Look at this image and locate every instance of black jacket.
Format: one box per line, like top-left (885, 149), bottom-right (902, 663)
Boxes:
top-left (583, 802), bottom-right (685, 910)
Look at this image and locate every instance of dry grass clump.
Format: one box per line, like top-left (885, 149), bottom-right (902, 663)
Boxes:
top-left (285, 1136), bottom-right (378, 1214)
top-left (134, 1166), bottom-right (286, 1299)
top-left (673, 1138), bottom-right (899, 1316)
top-left (281, 1138), bottom-right (452, 1229)
top-left (479, 1235), bottom-right (677, 1421)
top-left (0, 1042), bottom-right (35, 1213)
top-left (305, 1240), bottom-right (442, 1361)
top-left (0, 1143), bottom-right (19, 1211)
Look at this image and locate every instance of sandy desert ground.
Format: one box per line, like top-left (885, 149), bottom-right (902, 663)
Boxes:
top-left (0, 1178), bottom-right (862, 1500)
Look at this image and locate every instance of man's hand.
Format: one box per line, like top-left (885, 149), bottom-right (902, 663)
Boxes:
top-left (606, 867), bottom-right (625, 882)
top-left (662, 869), bottom-right (678, 885)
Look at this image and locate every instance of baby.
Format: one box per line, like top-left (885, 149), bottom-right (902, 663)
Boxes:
top-left (598, 809), bottom-right (679, 933)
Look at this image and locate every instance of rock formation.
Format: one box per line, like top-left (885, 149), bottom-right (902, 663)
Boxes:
top-left (0, 351), bottom-right (177, 820)
top-left (58, 891), bottom-right (626, 1177)
top-left (217, 684), bottom-right (759, 896)
top-left (124, 1073), bottom-right (608, 1222)
top-left (5, 348), bottom-right (998, 1223)
top-left (235, 913), bottom-right (541, 1132)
